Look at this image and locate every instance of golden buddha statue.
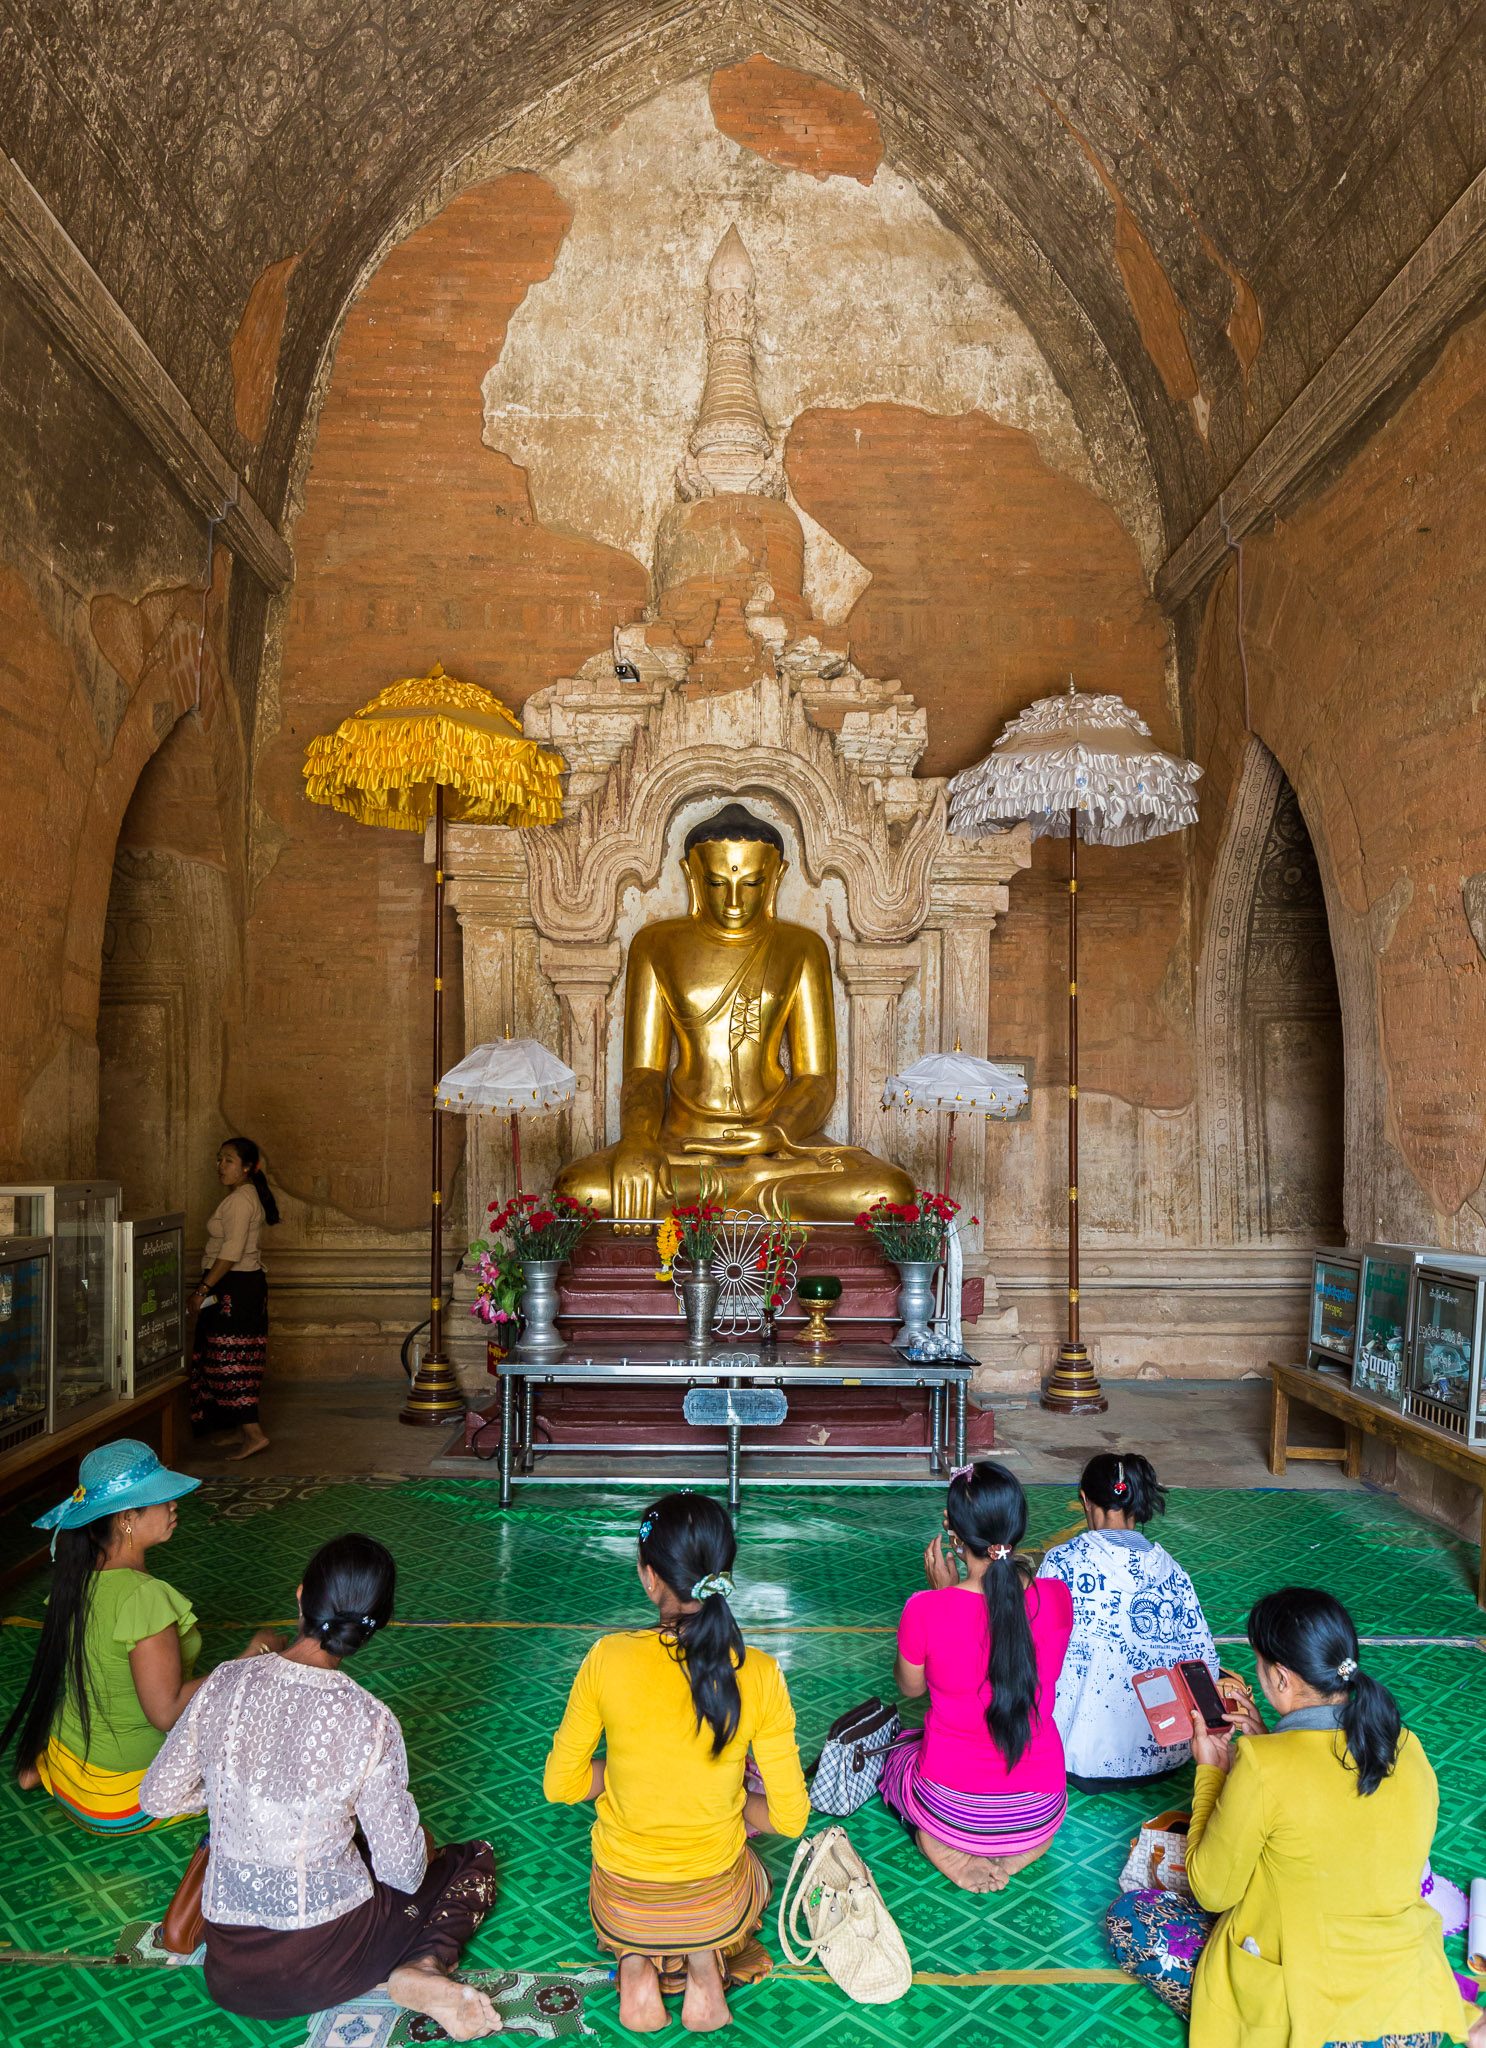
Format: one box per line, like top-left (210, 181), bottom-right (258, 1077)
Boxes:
top-left (556, 805), bottom-right (915, 1222)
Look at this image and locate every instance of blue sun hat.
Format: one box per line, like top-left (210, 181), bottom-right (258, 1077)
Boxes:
top-left (33, 1438), bottom-right (199, 1555)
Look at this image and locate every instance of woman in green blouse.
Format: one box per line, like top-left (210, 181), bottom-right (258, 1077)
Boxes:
top-left (0, 1439), bottom-right (278, 1834)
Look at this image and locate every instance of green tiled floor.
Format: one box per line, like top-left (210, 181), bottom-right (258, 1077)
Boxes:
top-left (0, 1478), bottom-right (1482, 2046)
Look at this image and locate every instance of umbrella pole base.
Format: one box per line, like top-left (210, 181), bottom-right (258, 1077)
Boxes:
top-left (1040, 1343), bottom-right (1108, 1416)
top-left (399, 1353), bottom-right (465, 1427)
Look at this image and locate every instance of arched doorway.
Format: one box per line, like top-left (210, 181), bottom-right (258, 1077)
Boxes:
top-left (96, 713), bottom-right (235, 1240)
top-left (1198, 738), bottom-right (1345, 1244)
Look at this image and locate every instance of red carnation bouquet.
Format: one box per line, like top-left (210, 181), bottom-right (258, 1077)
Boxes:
top-left (482, 1191), bottom-right (596, 1264)
top-left (667, 1199), bottom-right (727, 1268)
top-left (854, 1190), bottom-right (966, 1263)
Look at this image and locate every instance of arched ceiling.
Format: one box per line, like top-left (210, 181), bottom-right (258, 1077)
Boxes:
top-left (6, 0), bottom-right (1485, 559)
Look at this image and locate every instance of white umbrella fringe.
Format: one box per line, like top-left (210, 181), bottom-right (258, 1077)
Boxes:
top-left (435, 1039), bottom-right (577, 1113)
top-left (947, 692), bottom-right (1201, 845)
top-left (881, 1051), bottom-right (1029, 1120)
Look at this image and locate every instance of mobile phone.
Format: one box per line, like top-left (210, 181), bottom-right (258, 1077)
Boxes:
top-left (1178, 1660), bottom-right (1230, 1732)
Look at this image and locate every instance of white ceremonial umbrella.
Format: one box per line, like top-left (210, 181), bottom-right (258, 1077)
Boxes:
top-left (947, 677), bottom-right (1201, 1417)
top-left (882, 1048), bottom-right (1029, 1196)
top-left (435, 1038), bottom-right (576, 1196)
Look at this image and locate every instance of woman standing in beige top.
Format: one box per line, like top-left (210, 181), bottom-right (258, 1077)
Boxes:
top-left (188, 1137), bottom-right (277, 1461)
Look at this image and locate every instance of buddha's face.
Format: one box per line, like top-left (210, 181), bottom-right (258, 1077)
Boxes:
top-left (686, 838), bottom-right (782, 934)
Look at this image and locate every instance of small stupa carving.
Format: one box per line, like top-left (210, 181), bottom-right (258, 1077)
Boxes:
top-left (675, 226), bottom-right (784, 502)
top-left (523, 222), bottom-right (934, 805)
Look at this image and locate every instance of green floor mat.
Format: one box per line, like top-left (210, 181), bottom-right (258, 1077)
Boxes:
top-left (0, 1477), bottom-right (1481, 2047)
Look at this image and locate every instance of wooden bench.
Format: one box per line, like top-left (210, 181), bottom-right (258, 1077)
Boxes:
top-left (1268, 1361), bottom-right (1486, 1610)
top-left (0, 1376), bottom-right (187, 1595)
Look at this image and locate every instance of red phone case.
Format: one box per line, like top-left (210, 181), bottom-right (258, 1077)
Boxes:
top-left (1131, 1664), bottom-right (1208, 1747)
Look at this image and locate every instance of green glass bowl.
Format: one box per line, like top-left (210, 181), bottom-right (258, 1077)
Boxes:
top-left (796, 1275), bottom-right (843, 1303)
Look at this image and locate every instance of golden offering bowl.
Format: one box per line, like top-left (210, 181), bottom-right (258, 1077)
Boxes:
top-left (796, 1275), bottom-right (842, 1347)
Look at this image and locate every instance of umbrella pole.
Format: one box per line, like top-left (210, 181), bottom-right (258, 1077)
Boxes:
top-left (943, 1110), bottom-right (956, 1200)
top-left (401, 782), bottom-right (465, 1425)
top-left (510, 1112), bottom-right (523, 1200)
top-left (1042, 809), bottom-right (1107, 1415)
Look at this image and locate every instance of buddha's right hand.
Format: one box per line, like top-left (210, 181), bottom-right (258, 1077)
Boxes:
top-left (613, 1140), bottom-right (669, 1220)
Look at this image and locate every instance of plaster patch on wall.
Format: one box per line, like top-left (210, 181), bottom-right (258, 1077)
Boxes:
top-left (1462, 872), bottom-right (1486, 961)
top-left (787, 486), bottom-right (871, 624)
top-left (1367, 872), bottom-right (1414, 955)
top-left (482, 75), bottom-right (1105, 588)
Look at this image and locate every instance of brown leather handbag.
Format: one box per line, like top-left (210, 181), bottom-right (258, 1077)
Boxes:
top-left (160, 1835), bottom-right (210, 1955)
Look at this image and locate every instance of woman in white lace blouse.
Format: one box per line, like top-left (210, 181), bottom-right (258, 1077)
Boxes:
top-left (141, 1534), bottom-right (500, 2040)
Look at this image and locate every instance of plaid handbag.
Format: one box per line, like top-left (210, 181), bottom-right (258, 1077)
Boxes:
top-left (808, 1698), bottom-right (902, 1816)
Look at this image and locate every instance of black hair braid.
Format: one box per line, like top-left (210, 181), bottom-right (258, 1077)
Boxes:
top-left (945, 1461), bottom-right (1039, 1770)
top-left (1247, 1586), bottom-right (1401, 1796)
top-left (638, 1493), bottom-right (744, 1755)
top-left (0, 1517), bottom-right (116, 1774)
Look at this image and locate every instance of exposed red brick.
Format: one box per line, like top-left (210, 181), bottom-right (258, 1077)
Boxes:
top-left (709, 56), bottom-right (882, 185)
top-left (231, 253), bottom-right (301, 445)
top-left (787, 403), bottom-right (1187, 1111)
top-left (1193, 311), bottom-right (1486, 1214)
top-left (236, 173), bottom-right (647, 1232)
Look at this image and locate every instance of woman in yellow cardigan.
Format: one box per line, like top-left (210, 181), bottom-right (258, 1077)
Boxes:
top-left (1106, 1587), bottom-right (1482, 2048)
top-left (544, 1494), bottom-right (810, 2034)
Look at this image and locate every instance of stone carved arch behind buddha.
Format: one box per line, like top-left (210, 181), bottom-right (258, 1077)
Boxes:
top-left (1197, 736), bottom-right (1344, 1245)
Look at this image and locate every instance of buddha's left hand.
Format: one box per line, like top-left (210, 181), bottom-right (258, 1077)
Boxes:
top-left (682, 1124), bottom-right (793, 1157)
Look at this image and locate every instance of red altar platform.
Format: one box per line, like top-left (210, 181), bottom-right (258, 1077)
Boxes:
top-left (556, 1228), bottom-right (985, 1345)
top-left (463, 1231), bottom-right (993, 1459)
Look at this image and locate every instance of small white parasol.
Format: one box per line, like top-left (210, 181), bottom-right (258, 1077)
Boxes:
top-left (882, 1049), bottom-right (1028, 1198)
top-left (435, 1038), bottom-right (576, 1196)
top-left (947, 677), bottom-right (1200, 1417)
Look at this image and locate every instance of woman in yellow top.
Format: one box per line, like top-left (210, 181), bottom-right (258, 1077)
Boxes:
top-left (1106, 1586), bottom-right (1483, 2048)
top-left (0, 1439), bottom-right (279, 1833)
top-left (544, 1492), bottom-right (811, 2033)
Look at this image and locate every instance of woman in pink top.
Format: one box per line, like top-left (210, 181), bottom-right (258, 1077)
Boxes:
top-left (881, 1460), bottom-right (1073, 1894)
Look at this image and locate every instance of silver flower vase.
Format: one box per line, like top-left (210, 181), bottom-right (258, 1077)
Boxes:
top-left (519, 1258), bottom-right (566, 1353)
top-left (891, 1259), bottom-right (937, 1354)
top-left (679, 1264), bottom-right (720, 1348)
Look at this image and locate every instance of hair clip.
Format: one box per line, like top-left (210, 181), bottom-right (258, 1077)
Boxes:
top-left (986, 1544), bottom-right (1012, 1561)
top-left (360, 1616), bottom-right (377, 1630)
top-left (1336, 1657), bottom-right (1358, 1682)
top-left (639, 1515), bottom-right (656, 1543)
top-left (949, 1464), bottom-right (974, 1483)
top-left (690, 1572), bottom-right (735, 1602)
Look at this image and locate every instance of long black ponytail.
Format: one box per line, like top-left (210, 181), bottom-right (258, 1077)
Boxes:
top-left (1247, 1586), bottom-right (1401, 1796)
top-left (638, 1494), bottom-right (744, 1756)
top-left (0, 1517), bottom-right (117, 1774)
top-left (946, 1460), bottom-right (1039, 1770)
top-left (225, 1136), bottom-right (279, 1227)
top-left (1080, 1452), bottom-right (1166, 1524)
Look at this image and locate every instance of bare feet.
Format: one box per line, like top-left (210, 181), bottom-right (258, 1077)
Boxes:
top-left (617, 1954), bottom-right (670, 2032)
top-left (387, 1957), bottom-right (502, 2039)
top-left (16, 1761), bottom-right (40, 1791)
top-left (915, 1828), bottom-right (998, 1893)
top-left (226, 1425), bottom-right (270, 1462)
top-left (681, 1951), bottom-right (731, 2032)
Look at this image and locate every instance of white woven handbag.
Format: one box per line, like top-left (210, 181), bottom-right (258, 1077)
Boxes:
top-left (777, 1825), bottom-right (912, 2004)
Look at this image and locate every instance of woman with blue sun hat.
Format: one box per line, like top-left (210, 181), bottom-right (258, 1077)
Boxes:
top-left (0, 1438), bottom-right (281, 1833)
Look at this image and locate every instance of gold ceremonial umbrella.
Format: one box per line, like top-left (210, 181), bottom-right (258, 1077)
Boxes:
top-left (303, 664), bottom-right (564, 1426)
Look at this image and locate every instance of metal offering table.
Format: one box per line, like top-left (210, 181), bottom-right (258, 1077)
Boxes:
top-left (491, 1341), bottom-right (973, 1510)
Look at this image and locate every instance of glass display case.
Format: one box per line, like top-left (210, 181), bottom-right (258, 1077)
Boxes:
top-left (120, 1214), bottom-right (186, 1395)
top-left (0, 1184), bottom-right (121, 1419)
top-left (1306, 1248), bottom-right (1361, 1376)
top-left (1351, 1244), bottom-right (1434, 1409)
top-left (0, 1236), bottom-right (52, 1450)
top-left (1405, 1258), bottom-right (1486, 1445)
